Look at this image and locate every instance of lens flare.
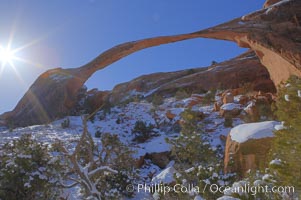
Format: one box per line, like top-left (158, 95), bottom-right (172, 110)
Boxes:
top-left (0, 46), bottom-right (16, 67)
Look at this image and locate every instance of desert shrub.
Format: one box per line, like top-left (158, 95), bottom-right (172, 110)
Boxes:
top-left (220, 170), bottom-right (283, 200)
top-left (101, 100), bottom-right (113, 116)
top-left (187, 68), bottom-right (196, 74)
top-left (95, 130), bottom-right (102, 138)
top-left (152, 94), bottom-right (164, 106)
top-left (93, 133), bottom-right (137, 199)
top-left (256, 101), bottom-right (273, 120)
top-left (0, 134), bottom-right (63, 200)
top-left (211, 60), bottom-right (218, 66)
top-left (61, 118), bottom-right (70, 129)
top-left (175, 88), bottom-right (190, 100)
top-left (202, 89), bottom-right (216, 105)
top-left (224, 116), bottom-right (233, 127)
top-left (166, 109), bottom-right (234, 199)
top-left (116, 117), bottom-right (122, 124)
top-left (167, 109), bottom-right (215, 170)
top-left (120, 95), bottom-right (142, 106)
top-left (132, 120), bottom-right (155, 143)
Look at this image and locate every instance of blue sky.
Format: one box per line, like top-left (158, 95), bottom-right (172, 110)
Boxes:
top-left (0, 0), bottom-right (264, 113)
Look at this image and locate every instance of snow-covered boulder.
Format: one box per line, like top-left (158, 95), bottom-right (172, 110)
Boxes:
top-left (222, 92), bottom-right (234, 104)
top-left (236, 95), bottom-right (249, 105)
top-left (151, 166), bottom-right (177, 184)
top-left (224, 121), bottom-right (281, 176)
top-left (220, 103), bottom-right (242, 117)
top-left (243, 101), bottom-right (259, 122)
top-left (230, 121), bottom-right (279, 143)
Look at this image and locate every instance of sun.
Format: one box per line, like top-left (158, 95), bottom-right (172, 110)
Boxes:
top-left (0, 46), bottom-right (16, 66)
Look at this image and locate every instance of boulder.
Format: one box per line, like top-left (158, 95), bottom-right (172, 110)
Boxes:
top-left (231, 88), bottom-right (244, 96)
top-left (135, 155), bottom-right (145, 168)
top-left (214, 102), bottom-right (222, 112)
top-left (243, 101), bottom-right (259, 121)
top-left (219, 134), bottom-right (227, 142)
top-left (220, 103), bottom-right (242, 117)
top-left (222, 92), bottom-right (234, 104)
top-left (85, 89), bottom-right (110, 112)
top-left (187, 94), bottom-right (204, 107)
top-left (165, 108), bottom-right (184, 121)
top-left (237, 95), bottom-right (249, 105)
top-left (151, 166), bottom-right (177, 184)
top-left (224, 121), bottom-right (281, 176)
top-left (243, 91), bottom-right (274, 122)
top-left (136, 151), bottom-right (171, 169)
top-left (166, 110), bottom-right (176, 121)
top-left (145, 151), bottom-right (171, 169)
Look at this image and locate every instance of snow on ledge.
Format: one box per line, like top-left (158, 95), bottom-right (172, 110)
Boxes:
top-left (230, 121), bottom-right (281, 143)
top-left (221, 103), bottom-right (242, 111)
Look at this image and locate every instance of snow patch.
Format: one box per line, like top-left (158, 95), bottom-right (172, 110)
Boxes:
top-left (49, 74), bottom-right (73, 82)
top-left (274, 121), bottom-right (285, 131)
top-left (217, 196), bottom-right (240, 200)
top-left (270, 159), bottom-right (282, 166)
top-left (194, 195), bottom-right (204, 200)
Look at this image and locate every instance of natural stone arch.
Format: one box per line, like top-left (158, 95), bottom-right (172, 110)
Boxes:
top-left (1, 0), bottom-right (300, 127)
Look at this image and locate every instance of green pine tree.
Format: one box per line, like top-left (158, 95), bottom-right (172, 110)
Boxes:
top-left (167, 109), bottom-right (215, 170)
top-left (269, 75), bottom-right (301, 197)
top-left (0, 134), bottom-right (63, 200)
top-left (166, 109), bottom-right (228, 199)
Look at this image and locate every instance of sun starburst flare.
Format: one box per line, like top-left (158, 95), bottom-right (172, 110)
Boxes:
top-left (0, 45), bottom-right (17, 67)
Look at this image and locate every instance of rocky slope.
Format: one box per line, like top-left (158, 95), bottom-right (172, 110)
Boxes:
top-left (0, 87), bottom-right (280, 199)
top-left (1, 0), bottom-right (300, 127)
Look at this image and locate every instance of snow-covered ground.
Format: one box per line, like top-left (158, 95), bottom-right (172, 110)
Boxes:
top-left (0, 94), bottom-right (274, 199)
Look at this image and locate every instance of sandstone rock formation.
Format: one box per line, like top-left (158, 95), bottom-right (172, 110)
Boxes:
top-left (263, 0), bottom-right (282, 8)
top-left (225, 136), bottom-right (273, 177)
top-left (222, 92), bottom-right (234, 104)
top-left (1, 0), bottom-right (300, 127)
top-left (109, 51), bottom-right (275, 103)
top-left (220, 103), bottom-right (242, 118)
top-left (224, 121), bottom-right (280, 176)
top-left (1, 51), bottom-right (274, 127)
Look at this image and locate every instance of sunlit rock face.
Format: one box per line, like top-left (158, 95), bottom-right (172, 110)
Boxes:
top-left (0, 68), bottom-right (86, 127)
top-left (1, 0), bottom-right (300, 127)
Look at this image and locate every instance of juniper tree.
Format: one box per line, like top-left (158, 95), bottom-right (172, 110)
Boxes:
top-left (56, 118), bottom-right (136, 200)
top-left (166, 109), bottom-right (228, 199)
top-left (167, 109), bottom-right (215, 170)
top-left (0, 134), bottom-right (63, 200)
top-left (269, 75), bottom-right (301, 197)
